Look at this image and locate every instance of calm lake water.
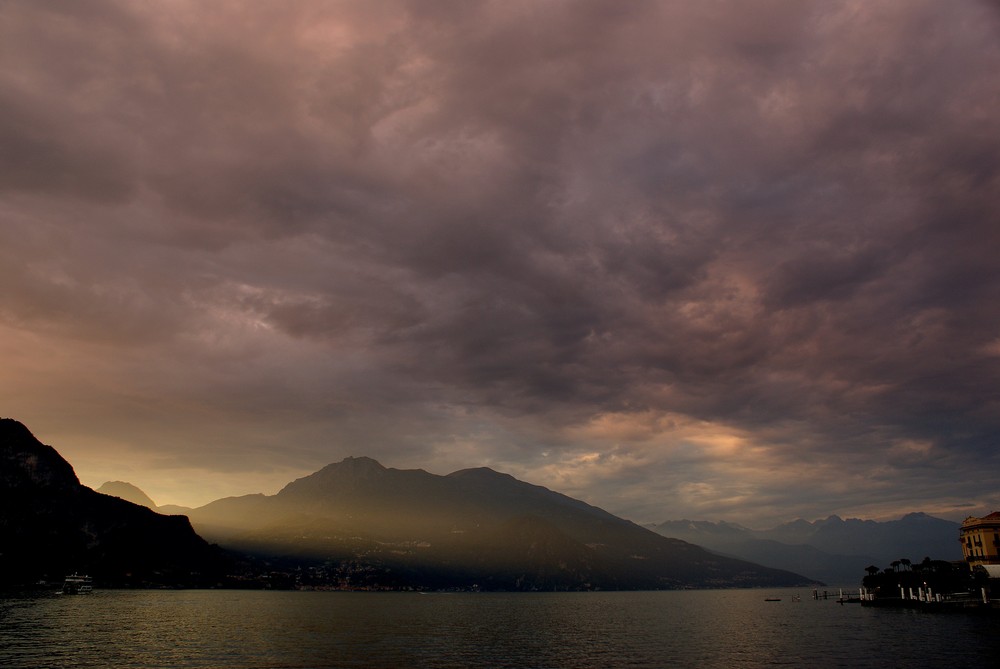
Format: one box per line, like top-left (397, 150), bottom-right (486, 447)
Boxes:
top-left (2, 588), bottom-right (998, 668)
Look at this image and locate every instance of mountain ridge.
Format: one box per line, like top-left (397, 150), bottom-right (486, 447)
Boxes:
top-left (119, 455), bottom-right (818, 590)
top-left (653, 513), bottom-right (963, 585)
top-left (0, 418), bottom-right (225, 587)
top-left (96, 480), bottom-right (158, 508)
top-left (71, 449), bottom-right (963, 589)
top-left (1, 421), bottom-right (816, 590)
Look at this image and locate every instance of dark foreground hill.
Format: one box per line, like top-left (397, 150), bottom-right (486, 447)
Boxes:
top-left (0, 418), bottom-right (226, 587)
top-left (181, 456), bottom-right (815, 590)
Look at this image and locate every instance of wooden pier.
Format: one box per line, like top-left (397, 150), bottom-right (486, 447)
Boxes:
top-left (812, 588), bottom-right (863, 603)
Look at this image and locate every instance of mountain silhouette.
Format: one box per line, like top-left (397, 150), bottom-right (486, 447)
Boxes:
top-left (96, 480), bottom-right (158, 509)
top-left (653, 513), bottom-right (961, 585)
top-left (2, 418), bottom-right (816, 590)
top-left (760, 513), bottom-right (960, 561)
top-left (179, 456), bottom-right (815, 590)
top-left (0, 418), bottom-right (225, 587)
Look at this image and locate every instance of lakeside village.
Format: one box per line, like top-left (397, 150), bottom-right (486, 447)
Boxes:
top-left (254, 512), bottom-right (1000, 603)
top-left (50, 513), bottom-right (1000, 603)
top-left (857, 512), bottom-right (1000, 612)
top-left (223, 512), bottom-right (1000, 601)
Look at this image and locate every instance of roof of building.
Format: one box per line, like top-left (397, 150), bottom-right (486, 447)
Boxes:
top-left (962, 511), bottom-right (1000, 526)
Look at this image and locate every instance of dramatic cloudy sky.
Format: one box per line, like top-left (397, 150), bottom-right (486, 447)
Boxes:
top-left (2, 0), bottom-right (999, 527)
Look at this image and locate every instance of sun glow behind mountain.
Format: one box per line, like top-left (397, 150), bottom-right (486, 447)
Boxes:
top-left (2, 0), bottom-right (1000, 528)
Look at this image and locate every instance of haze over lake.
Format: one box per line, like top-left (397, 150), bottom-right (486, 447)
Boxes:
top-left (3, 589), bottom-right (998, 668)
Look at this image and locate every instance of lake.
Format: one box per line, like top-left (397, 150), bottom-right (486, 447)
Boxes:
top-left (2, 588), bottom-right (998, 668)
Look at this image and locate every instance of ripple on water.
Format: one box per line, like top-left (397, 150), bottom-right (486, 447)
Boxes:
top-left (2, 589), bottom-right (999, 669)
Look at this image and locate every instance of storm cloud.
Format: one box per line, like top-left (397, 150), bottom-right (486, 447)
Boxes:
top-left (2, 0), bottom-right (998, 526)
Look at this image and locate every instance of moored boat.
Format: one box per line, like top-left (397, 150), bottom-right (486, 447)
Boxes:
top-left (62, 573), bottom-right (93, 594)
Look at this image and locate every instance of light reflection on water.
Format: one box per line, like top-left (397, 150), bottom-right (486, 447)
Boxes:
top-left (1, 589), bottom-right (998, 668)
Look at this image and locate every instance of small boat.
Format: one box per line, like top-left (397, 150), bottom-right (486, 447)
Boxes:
top-left (62, 573), bottom-right (93, 594)
top-left (764, 597), bottom-right (782, 602)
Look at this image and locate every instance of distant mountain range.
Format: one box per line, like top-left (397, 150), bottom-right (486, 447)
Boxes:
top-left (94, 454), bottom-right (815, 590)
top-left (21, 414), bottom-right (960, 591)
top-left (652, 514), bottom-right (963, 585)
top-left (0, 418), bottom-right (225, 587)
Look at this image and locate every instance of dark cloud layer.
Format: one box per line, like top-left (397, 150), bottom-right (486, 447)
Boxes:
top-left (1, 0), bottom-right (998, 525)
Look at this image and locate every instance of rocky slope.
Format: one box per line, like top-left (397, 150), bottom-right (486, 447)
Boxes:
top-left (0, 418), bottom-right (225, 587)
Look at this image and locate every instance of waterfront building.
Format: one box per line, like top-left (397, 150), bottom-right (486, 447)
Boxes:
top-left (960, 512), bottom-right (1000, 566)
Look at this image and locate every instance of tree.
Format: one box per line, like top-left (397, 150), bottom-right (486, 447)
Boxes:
top-left (865, 565), bottom-right (880, 576)
top-left (891, 560), bottom-right (901, 572)
top-left (900, 558), bottom-right (911, 571)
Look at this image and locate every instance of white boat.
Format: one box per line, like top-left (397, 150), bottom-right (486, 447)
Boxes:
top-left (62, 573), bottom-right (93, 594)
